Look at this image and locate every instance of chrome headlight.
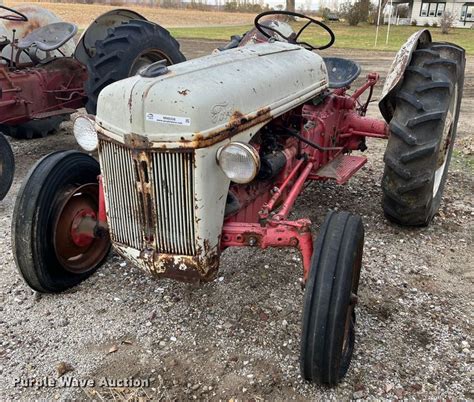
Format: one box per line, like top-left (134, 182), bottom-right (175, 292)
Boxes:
top-left (73, 115), bottom-right (98, 152)
top-left (217, 142), bottom-right (260, 184)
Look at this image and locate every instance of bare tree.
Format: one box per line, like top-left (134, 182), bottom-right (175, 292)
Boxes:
top-left (440, 11), bottom-right (456, 34)
top-left (360, 0), bottom-right (370, 21)
top-left (286, 0), bottom-right (295, 12)
top-left (340, 0), bottom-right (362, 25)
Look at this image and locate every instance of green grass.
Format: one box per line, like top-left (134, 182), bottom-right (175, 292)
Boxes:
top-left (169, 22), bottom-right (474, 54)
top-left (452, 150), bottom-right (474, 173)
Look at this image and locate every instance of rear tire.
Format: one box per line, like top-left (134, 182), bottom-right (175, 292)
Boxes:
top-left (12, 151), bottom-right (110, 293)
top-left (1, 115), bottom-right (68, 139)
top-left (85, 20), bottom-right (186, 114)
top-left (0, 133), bottom-right (14, 200)
top-left (300, 211), bottom-right (364, 385)
top-left (382, 42), bottom-right (465, 226)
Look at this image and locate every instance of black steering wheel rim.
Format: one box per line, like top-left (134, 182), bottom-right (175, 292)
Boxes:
top-left (0, 5), bottom-right (28, 22)
top-left (254, 10), bottom-right (335, 51)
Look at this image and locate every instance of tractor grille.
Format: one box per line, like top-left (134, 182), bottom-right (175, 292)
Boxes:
top-left (99, 140), bottom-right (196, 255)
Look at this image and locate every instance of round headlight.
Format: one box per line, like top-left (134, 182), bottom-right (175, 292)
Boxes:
top-left (217, 142), bottom-right (260, 184)
top-left (73, 115), bottom-right (98, 152)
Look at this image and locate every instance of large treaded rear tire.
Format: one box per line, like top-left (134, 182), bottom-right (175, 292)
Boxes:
top-left (85, 20), bottom-right (186, 114)
top-left (0, 133), bottom-right (14, 200)
top-left (382, 42), bottom-right (465, 226)
top-left (300, 211), bottom-right (364, 385)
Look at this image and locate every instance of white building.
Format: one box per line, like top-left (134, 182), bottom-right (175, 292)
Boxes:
top-left (415, 0), bottom-right (473, 27)
top-left (389, 0), bottom-right (474, 28)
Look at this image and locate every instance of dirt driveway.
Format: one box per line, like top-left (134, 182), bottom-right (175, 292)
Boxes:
top-left (0, 41), bottom-right (472, 400)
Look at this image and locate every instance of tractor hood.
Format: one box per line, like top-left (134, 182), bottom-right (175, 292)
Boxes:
top-left (96, 42), bottom-right (329, 149)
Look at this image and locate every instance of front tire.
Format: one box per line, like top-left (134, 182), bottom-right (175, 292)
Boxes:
top-left (300, 211), bottom-right (364, 385)
top-left (0, 132), bottom-right (15, 200)
top-left (12, 151), bottom-right (110, 293)
top-left (85, 20), bottom-right (186, 114)
top-left (382, 42), bottom-right (465, 226)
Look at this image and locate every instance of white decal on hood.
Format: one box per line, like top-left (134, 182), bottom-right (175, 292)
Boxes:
top-left (146, 113), bottom-right (191, 126)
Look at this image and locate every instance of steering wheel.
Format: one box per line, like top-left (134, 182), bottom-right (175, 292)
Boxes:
top-left (0, 6), bottom-right (28, 22)
top-left (254, 10), bottom-right (335, 51)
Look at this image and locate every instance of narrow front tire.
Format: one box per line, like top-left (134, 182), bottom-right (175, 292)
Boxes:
top-left (12, 150), bottom-right (110, 293)
top-left (300, 211), bottom-right (364, 385)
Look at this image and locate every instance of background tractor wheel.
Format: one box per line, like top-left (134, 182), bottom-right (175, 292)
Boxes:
top-left (1, 115), bottom-right (68, 139)
top-left (13, 150), bottom-right (110, 293)
top-left (0, 133), bottom-right (14, 200)
top-left (300, 211), bottom-right (364, 385)
top-left (85, 20), bottom-right (186, 114)
top-left (382, 42), bottom-right (465, 226)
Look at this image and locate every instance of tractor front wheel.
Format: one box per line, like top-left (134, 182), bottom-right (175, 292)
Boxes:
top-left (12, 150), bottom-right (110, 293)
top-left (85, 20), bottom-right (186, 114)
top-left (382, 42), bottom-right (465, 226)
top-left (300, 211), bottom-right (364, 385)
top-left (0, 133), bottom-right (15, 200)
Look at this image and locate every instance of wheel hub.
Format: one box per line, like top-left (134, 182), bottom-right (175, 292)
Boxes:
top-left (53, 183), bottom-right (109, 274)
top-left (129, 49), bottom-right (172, 76)
top-left (71, 209), bottom-right (97, 247)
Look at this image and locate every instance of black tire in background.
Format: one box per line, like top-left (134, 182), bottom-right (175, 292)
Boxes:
top-left (12, 151), bottom-right (110, 293)
top-left (0, 132), bottom-right (14, 200)
top-left (85, 20), bottom-right (186, 114)
top-left (300, 211), bottom-right (364, 385)
top-left (1, 115), bottom-right (68, 139)
top-left (382, 42), bottom-right (465, 226)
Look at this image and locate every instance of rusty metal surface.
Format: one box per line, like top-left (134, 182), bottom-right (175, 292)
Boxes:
top-left (108, 106), bottom-right (273, 151)
top-left (0, 58), bottom-right (87, 126)
top-left (99, 139), bottom-right (197, 255)
top-left (379, 29), bottom-right (432, 122)
top-left (114, 242), bottom-right (220, 283)
top-left (98, 138), bottom-right (224, 282)
top-left (185, 107), bottom-right (272, 149)
top-left (53, 183), bottom-right (110, 274)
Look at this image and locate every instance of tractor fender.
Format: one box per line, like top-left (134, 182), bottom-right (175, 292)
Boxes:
top-left (379, 29), bottom-right (432, 123)
top-left (74, 9), bottom-right (148, 65)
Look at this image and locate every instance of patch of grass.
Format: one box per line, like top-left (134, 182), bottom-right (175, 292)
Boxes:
top-left (452, 150), bottom-right (474, 173)
top-left (169, 25), bottom-right (253, 42)
top-left (169, 22), bottom-right (474, 54)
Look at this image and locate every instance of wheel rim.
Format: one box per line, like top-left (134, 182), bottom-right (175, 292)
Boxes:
top-left (53, 183), bottom-right (109, 274)
top-left (129, 49), bottom-right (172, 76)
top-left (433, 83), bottom-right (458, 197)
top-left (341, 239), bottom-right (362, 358)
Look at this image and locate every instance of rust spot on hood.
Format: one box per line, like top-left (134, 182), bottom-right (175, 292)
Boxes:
top-left (181, 106), bottom-right (272, 149)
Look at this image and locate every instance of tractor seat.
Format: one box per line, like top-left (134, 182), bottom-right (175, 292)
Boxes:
top-left (323, 57), bottom-right (361, 89)
top-left (17, 22), bottom-right (77, 52)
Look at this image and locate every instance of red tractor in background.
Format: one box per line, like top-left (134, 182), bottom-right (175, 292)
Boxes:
top-left (0, 4), bottom-right (185, 200)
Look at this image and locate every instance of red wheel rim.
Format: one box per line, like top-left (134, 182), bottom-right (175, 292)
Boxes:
top-left (53, 183), bottom-right (109, 274)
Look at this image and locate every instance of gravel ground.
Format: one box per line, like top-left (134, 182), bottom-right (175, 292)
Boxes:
top-left (0, 41), bottom-right (472, 400)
